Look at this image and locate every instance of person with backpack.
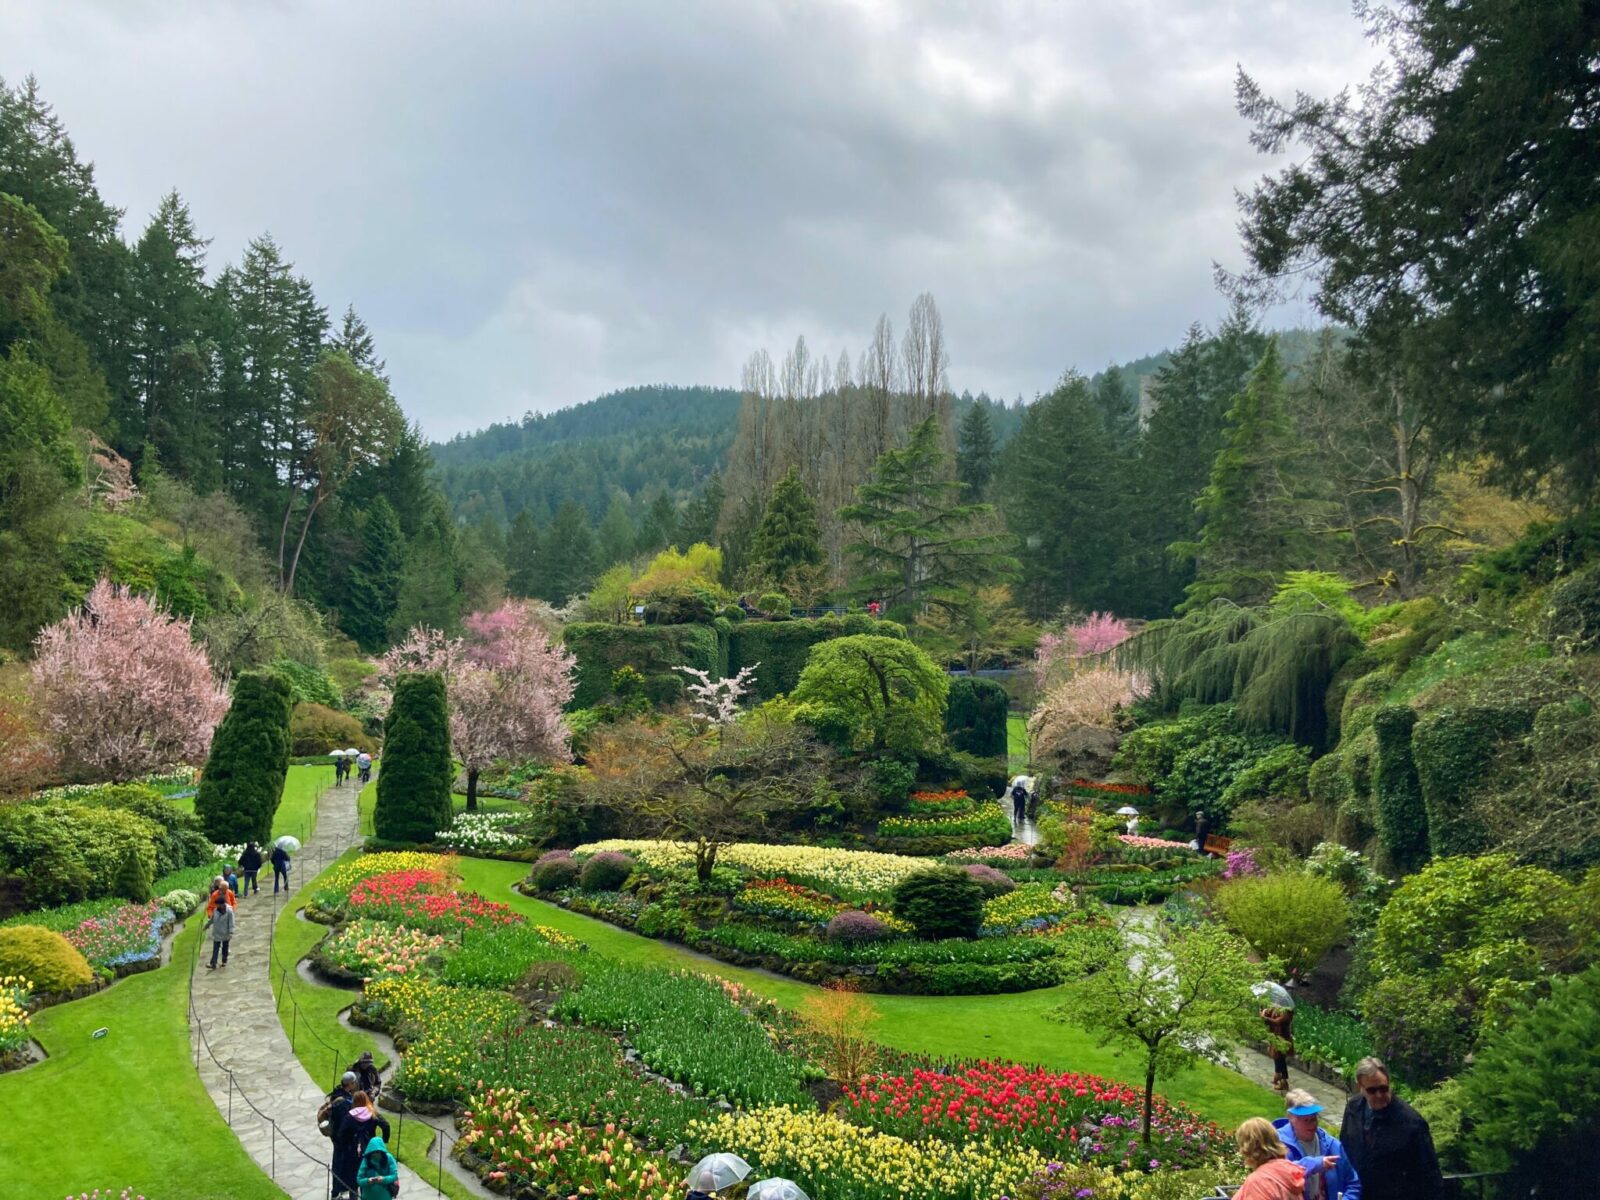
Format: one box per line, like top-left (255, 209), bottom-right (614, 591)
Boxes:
top-left (356, 1133), bottom-right (400, 1199)
top-left (337, 1090), bottom-right (391, 1195)
top-left (319, 1073), bottom-right (358, 1199)
top-left (239, 842), bottom-right (263, 896)
top-left (348, 1051), bottom-right (381, 1100)
top-left (271, 842), bottom-right (292, 894)
top-left (205, 886), bottom-right (235, 969)
top-left (334, 753), bottom-right (348, 786)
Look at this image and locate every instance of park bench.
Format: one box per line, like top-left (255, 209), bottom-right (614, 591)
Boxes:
top-left (1203, 834), bottom-right (1233, 855)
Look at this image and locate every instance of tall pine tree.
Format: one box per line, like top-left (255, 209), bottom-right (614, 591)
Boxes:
top-left (390, 502), bottom-right (463, 637)
top-left (506, 507), bottom-right (541, 598)
top-left (1175, 340), bottom-right (1319, 609)
top-left (540, 500), bottom-right (597, 604)
top-left (343, 496), bottom-right (404, 651)
top-left (596, 493), bottom-right (636, 567)
top-left (955, 402), bottom-right (997, 498)
top-left (750, 465), bottom-right (824, 595)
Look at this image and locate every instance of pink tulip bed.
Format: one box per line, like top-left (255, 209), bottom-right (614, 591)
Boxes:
top-left (62, 900), bottom-right (174, 971)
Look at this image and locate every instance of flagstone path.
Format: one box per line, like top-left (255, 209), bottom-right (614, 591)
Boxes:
top-left (188, 780), bottom-right (441, 1200)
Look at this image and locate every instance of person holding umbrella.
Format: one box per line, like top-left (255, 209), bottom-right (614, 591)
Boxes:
top-left (685, 1152), bottom-right (750, 1199)
top-left (271, 838), bottom-right (293, 894)
top-left (748, 1182), bottom-right (810, 1200)
top-left (1255, 981), bottom-right (1296, 1093)
top-left (1116, 805), bottom-right (1141, 835)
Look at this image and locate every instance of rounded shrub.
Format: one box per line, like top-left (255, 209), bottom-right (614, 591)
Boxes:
top-left (529, 851), bottom-right (580, 892)
top-left (0, 925), bottom-right (95, 994)
top-left (290, 702), bottom-right (374, 756)
top-left (892, 868), bottom-right (985, 940)
top-left (825, 910), bottom-right (891, 943)
top-left (579, 851), bottom-right (635, 891)
top-left (161, 889), bottom-right (200, 917)
top-left (961, 864), bottom-right (1016, 896)
top-left (758, 592), bottom-right (792, 617)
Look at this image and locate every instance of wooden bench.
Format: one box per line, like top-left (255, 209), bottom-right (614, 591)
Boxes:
top-left (1203, 834), bottom-right (1233, 855)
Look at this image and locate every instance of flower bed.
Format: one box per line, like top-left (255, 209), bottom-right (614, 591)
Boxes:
top-left (310, 851), bottom-right (445, 915)
top-left (575, 840), bottom-right (930, 904)
top-left (358, 977), bottom-right (525, 1102)
top-left (62, 901), bottom-right (174, 972)
top-left (946, 842), bottom-right (1035, 865)
top-left (441, 923), bottom-right (584, 989)
top-left (1067, 779), bottom-right (1152, 798)
top-left (842, 1061), bottom-right (1228, 1169)
top-left (432, 810), bottom-right (532, 853)
top-left (733, 878), bottom-right (848, 924)
top-left (1117, 834), bottom-right (1194, 851)
top-left (348, 868), bottom-right (522, 933)
top-left (689, 1105), bottom-right (1048, 1200)
top-left (457, 1086), bottom-right (678, 1199)
top-left (979, 883), bottom-right (1079, 937)
top-left (318, 919), bottom-right (449, 981)
top-left (0, 974), bottom-right (31, 1064)
top-left (877, 809), bottom-right (1013, 842)
top-left (905, 789), bottom-right (977, 816)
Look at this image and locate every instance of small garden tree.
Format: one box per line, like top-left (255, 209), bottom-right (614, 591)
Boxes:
top-left (1054, 920), bottom-right (1264, 1148)
top-left (1214, 870), bottom-right (1349, 980)
top-left (1028, 666), bottom-right (1147, 774)
top-left (581, 707), bottom-right (818, 881)
top-left (374, 672), bottom-right (453, 843)
top-left (194, 671), bottom-right (293, 844)
top-left (791, 634), bottom-right (948, 755)
top-left (30, 579), bottom-right (229, 781)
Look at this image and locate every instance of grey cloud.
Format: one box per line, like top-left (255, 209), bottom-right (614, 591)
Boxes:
top-left (4, 0), bottom-right (1379, 437)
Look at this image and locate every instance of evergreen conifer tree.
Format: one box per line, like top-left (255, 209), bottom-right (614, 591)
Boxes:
top-left (344, 496), bottom-right (404, 651)
top-left (390, 504), bottom-right (463, 638)
top-left (540, 500), bottom-right (597, 604)
top-left (1175, 340), bottom-right (1318, 609)
top-left (596, 494), bottom-right (636, 567)
top-left (194, 671), bottom-right (293, 844)
top-left (676, 472), bottom-right (725, 548)
top-left (374, 671), bottom-right (453, 843)
top-left (506, 507), bottom-right (541, 598)
top-left (1092, 365), bottom-right (1139, 443)
top-left (955, 403), bottom-right (996, 498)
top-left (113, 845), bottom-right (153, 903)
top-left (750, 466), bottom-right (823, 594)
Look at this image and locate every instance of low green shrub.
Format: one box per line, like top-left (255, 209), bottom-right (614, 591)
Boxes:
top-left (290, 702), bottom-right (376, 756)
top-left (0, 924), bottom-right (95, 993)
top-left (1214, 871), bottom-right (1348, 979)
top-left (892, 868), bottom-right (985, 940)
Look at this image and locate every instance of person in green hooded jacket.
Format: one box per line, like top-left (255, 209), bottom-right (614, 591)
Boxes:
top-left (356, 1133), bottom-right (399, 1198)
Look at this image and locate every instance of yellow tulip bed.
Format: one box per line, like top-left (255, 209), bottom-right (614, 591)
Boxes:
top-left (576, 839), bottom-right (931, 903)
top-left (0, 974), bottom-right (32, 1065)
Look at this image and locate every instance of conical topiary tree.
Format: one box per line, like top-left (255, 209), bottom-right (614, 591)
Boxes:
top-left (374, 671), bottom-right (453, 843)
top-left (113, 844), bottom-right (153, 903)
top-left (195, 672), bottom-right (293, 845)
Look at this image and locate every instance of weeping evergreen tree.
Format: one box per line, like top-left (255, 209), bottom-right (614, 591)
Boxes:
top-left (1121, 578), bottom-right (1361, 748)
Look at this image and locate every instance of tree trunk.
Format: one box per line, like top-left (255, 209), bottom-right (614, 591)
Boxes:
top-left (1143, 1063), bottom-right (1156, 1149)
top-left (465, 767), bottom-right (479, 812)
top-left (283, 489), bottom-right (325, 597)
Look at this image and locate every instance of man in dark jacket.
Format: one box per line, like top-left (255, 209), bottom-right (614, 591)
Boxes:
top-left (1339, 1056), bottom-right (1443, 1200)
top-left (323, 1072), bottom-right (358, 1199)
top-left (238, 842), bottom-right (263, 896)
top-left (271, 843), bottom-right (292, 894)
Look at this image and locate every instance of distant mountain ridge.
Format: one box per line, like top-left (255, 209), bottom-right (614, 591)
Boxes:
top-left (430, 329), bottom-right (1333, 527)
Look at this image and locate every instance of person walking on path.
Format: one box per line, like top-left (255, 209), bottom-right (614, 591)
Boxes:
top-left (1261, 1003), bottom-right (1295, 1093)
top-left (357, 752), bottom-right (373, 785)
top-left (205, 887), bottom-right (235, 969)
top-left (205, 877), bottom-right (236, 918)
top-left (1010, 777), bottom-right (1030, 826)
top-left (334, 753), bottom-right (347, 787)
top-left (270, 842), bottom-right (292, 893)
top-left (348, 1051), bottom-right (381, 1100)
top-left (238, 841), bottom-right (262, 896)
top-left (1339, 1057), bottom-right (1444, 1200)
top-left (1274, 1090), bottom-right (1359, 1200)
top-left (337, 1089), bottom-right (391, 1195)
top-left (322, 1072), bottom-right (359, 1199)
top-left (356, 1134), bottom-right (400, 1200)
top-left (1234, 1117), bottom-right (1307, 1200)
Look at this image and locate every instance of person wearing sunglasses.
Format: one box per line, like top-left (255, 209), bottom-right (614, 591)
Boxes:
top-left (1339, 1056), bottom-right (1444, 1200)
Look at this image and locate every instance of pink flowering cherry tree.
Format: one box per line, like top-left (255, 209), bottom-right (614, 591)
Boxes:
top-left (30, 579), bottom-right (229, 782)
top-left (383, 601), bottom-right (577, 812)
top-left (1032, 611), bottom-right (1133, 693)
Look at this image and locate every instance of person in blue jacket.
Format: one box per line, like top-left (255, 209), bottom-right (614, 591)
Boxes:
top-left (1274, 1090), bottom-right (1360, 1200)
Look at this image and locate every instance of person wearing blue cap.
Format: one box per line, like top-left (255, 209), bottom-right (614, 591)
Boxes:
top-left (1275, 1089), bottom-right (1360, 1200)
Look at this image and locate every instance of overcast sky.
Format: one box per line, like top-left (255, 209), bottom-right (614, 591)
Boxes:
top-left (4, 1), bottom-right (1379, 440)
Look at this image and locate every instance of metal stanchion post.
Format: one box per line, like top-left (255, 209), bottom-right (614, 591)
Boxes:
top-left (228, 1072), bottom-right (233, 1125)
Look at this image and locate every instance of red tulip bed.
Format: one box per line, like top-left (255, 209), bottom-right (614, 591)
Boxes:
top-left (348, 868), bottom-right (522, 933)
top-left (841, 1061), bottom-right (1228, 1170)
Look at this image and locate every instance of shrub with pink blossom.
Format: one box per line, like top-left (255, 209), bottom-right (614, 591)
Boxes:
top-left (825, 910), bottom-right (891, 943)
top-left (1222, 848), bottom-right (1264, 880)
top-left (961, 864), bottom-right (1017, 896)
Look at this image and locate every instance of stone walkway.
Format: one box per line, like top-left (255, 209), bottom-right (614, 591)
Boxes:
top-left (188, 779), bottom-right (441, 1200)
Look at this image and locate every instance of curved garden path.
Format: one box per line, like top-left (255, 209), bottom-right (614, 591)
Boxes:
top-left (188, 779), bottom-right (442, 1200)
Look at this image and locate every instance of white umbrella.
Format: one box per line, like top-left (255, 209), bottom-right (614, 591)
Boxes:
top-left (345, 748), bottom-right (362, 756)
top-left (749, 1181), bottom-right (810, 1200)
top-left (274, 835), bottom-right (301, 853)
top-left (330, 749), bottom-right (350, 757)
top-left (1253, 981), bottom-right (1295, 1010)
top-left (1115, 805), bottom-right (1140, 816)
top-left (686, 1153), bottom-right (752, 1193)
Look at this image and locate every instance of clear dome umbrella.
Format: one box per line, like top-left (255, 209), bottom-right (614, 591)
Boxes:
top-left (748, 1180), bottom-right (810, 1200)
top-left (685, 1152), bottom-right (752, 1193)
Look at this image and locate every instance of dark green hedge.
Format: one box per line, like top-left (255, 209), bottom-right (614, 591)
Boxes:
top-left (563, 622), bottom-right (724, 708)
top-left (945, 677), bottom-right (1008, 757)
top-left (1413, 704), bottom-right (1536, 858)
top-left (1373, 706), bottom-right (1430, 872)
top-left (727, 613), bottom-right (905, 700)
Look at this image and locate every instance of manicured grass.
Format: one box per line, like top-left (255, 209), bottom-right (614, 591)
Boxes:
top-left (455, 857), bottom-right (1277, 1130)
top-left (1007, 713), bottom-right (1030, 772)
top-left (269, 849), bottom-right (475, 1200)
top-left (0, 914), bottom-right (284, 1199)
top-left (274, 762), bottom-right (336, 842)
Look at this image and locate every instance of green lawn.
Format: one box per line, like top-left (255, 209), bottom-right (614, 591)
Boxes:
top-left (0, 915), bottom-right (285, 1200)
top-left (1007, 713), bottom-right (1030, 772)
top-left (455, 858), bottom-right (1276, 1129)
top-left (274, 762), bottom-right (335, 842)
